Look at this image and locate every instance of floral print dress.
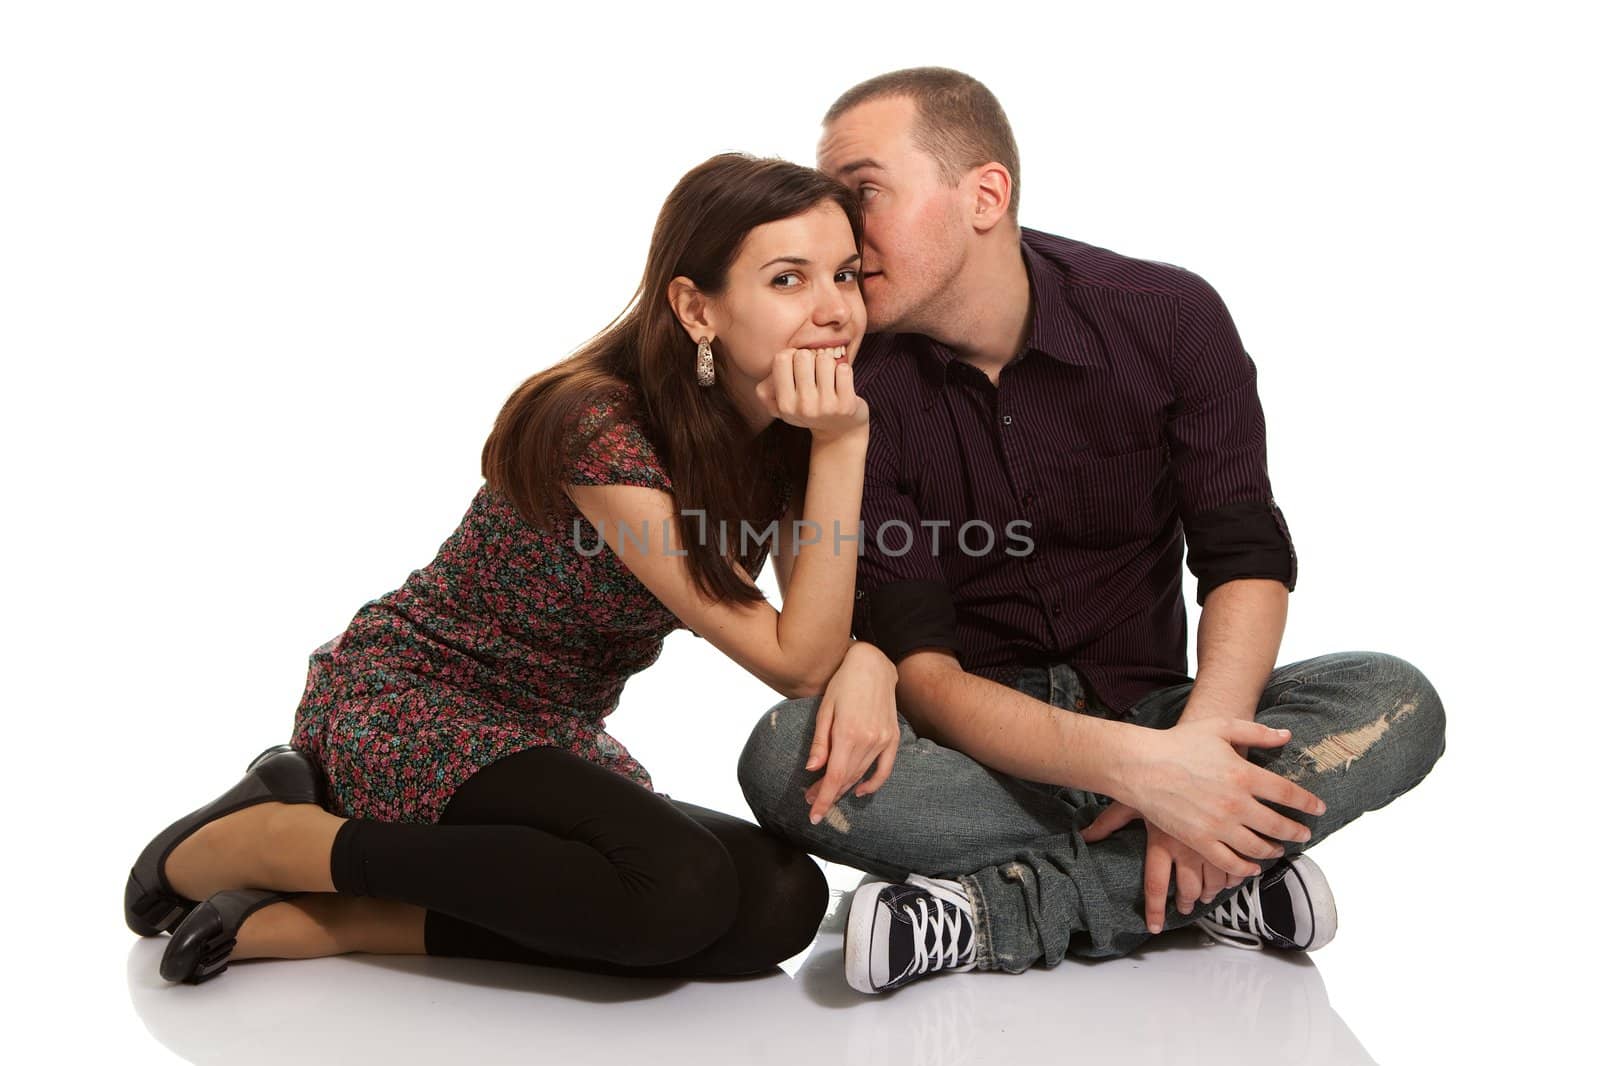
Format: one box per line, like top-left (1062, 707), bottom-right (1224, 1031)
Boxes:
top-left (290, 384), bottom-right (786, 824)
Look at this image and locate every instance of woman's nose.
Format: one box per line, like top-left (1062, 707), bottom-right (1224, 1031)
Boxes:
top-left (814, 284), bottom-right (850, 326)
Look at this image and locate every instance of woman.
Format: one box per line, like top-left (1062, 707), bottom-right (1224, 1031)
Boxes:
top-left (124, 153), bottom-right (902, 983)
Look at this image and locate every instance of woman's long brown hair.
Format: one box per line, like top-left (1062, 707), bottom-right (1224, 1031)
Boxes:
top-left (480, 153), bottom-right (864, 606)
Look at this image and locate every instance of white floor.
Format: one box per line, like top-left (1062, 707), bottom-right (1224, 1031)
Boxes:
top-left (51, 764), bottom-right (1583, 1066)
top-left (116, 864), bottom-right (1377, 1066)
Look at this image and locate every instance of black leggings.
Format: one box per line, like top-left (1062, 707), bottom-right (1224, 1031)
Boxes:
top-left (327, 745), bottom-right (828, 977)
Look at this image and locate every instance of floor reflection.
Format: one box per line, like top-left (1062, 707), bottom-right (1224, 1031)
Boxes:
top-left (129, 881), bottom-right (1375, 1066)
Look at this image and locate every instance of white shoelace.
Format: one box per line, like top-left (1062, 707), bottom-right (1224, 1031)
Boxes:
top-left (1199, 877), bottom-right (1266, 949)
top-left (901, 875), bottom-right (976, 976)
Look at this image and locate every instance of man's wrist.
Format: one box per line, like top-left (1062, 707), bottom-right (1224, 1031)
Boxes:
top-left (1177, 689), bottom-right (1263, 761)
top-left (1176, 688), bottom-right (1256, 726)
top-left (1063, 713), bottom-right (1146, 800)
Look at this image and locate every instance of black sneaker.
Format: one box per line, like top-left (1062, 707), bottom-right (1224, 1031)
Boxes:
top-left (845, 873), bottom-right (978, 993)
top-left (1196, 853), bottom-right (1337, 951)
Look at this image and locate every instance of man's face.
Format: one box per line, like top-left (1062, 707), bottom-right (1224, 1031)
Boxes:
top-left (817, 95), bottom-right (967, 335)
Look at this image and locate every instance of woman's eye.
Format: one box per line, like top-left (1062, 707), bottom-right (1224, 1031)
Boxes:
top-left (837, 268), bottom-right (860, 283)
top-left (773, 272), bottom-right (800, 288)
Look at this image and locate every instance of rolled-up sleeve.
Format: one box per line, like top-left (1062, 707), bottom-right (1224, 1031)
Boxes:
top-left (1165, 269), bottom-right (1298, 607)
top-left (852, 403), bottom-right (962, 663)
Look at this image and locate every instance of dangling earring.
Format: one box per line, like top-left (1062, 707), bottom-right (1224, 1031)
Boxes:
top-left (696, 336), bottom-right (715, 387)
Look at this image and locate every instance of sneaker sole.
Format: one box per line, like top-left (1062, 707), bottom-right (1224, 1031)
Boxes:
top-left (1290, 853), bottom-right (1338, 951)
top-left (844, 882), bottom-right (892, 994)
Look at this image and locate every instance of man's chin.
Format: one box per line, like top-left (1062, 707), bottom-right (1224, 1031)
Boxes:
top-left (863, 300), bottom-right (904, 335)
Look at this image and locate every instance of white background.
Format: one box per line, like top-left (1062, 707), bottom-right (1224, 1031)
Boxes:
top-left (4, 1), bottom-right (1594, 1063)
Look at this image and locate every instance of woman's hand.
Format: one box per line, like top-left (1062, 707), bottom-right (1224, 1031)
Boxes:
top-left (801, 642), bottom-right (900, 824)
top-left (755, 345), bottom-right (869, 444)
top-left (1082, 801), bottom-right (1247, 933)
top-left (1117, 717), bottom-right (1326, 878)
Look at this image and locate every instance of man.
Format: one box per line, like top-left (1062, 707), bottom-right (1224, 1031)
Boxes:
top-left (736, 66), bottom-right (1447, 994)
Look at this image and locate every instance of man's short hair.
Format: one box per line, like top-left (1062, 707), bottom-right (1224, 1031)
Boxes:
top-left (823, 66), bottom-right (1021, 223)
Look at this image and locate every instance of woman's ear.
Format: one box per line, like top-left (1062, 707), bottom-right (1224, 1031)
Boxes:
top-left (667, 276), bottom-right (718, 341)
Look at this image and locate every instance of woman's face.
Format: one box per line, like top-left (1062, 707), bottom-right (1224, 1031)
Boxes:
top-left (703, 200), bottom-right (868, 383)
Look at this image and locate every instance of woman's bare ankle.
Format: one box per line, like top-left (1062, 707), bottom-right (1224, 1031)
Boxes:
top-left (231, 895), bottom-right (345, 960)
top-left (262, 803), bottom-right (345, 892)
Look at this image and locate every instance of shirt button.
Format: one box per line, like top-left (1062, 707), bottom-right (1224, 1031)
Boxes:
top-left (1050, 604), bottom-right (1062, 618)
top-left (1001, 415), bottom-right (1013, 426)
top-left (1022, 492), bottom-right (1035, 506)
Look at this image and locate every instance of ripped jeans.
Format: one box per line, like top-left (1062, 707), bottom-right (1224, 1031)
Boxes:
top-left (736, 650), bottom-right (1446, 972)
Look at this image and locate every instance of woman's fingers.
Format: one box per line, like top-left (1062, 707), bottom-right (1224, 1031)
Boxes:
top-left (1144, 846), bottom-right (1172, 933)
top-left (1081, 800), bottom-right (1139, 842)
top-left (1082, 800), bottom-right (1141, 842)
top-left (805, 696), bottom-right (835, 772)
top-left (854, 742), bottom-right (896, 797)
top-left (1174, 855), bottom-right (1203, 915)
top-left (765, 345), bottom-right (865, 432)
top-left (770, 348), bottom-right (798, 416)
top-left (834, 356), bottom-right (854, 402)
top-left (835, 360), bottom-right (866, 427)
top-left (833, 737), bottom-right (887, 806)
top-left (808, 759), bottom-right (859, 823)
top-left (806, 725), bottom-right (864, 822)
top-left (806, 728), bottom-right (898, 816)
top-left (753, 377), bottom-right (780, 420)
top-left (792, 346), bottom-right (819, 412)
top-left (812, 342), bottom-right (839, 404)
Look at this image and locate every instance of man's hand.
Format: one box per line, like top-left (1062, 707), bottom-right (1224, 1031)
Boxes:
top-left (1083, 801), bottom-right (1248, 933)
top-left (1111, 716), bottom-right (1324, 878)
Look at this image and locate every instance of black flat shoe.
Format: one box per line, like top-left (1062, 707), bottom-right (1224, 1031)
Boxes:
top-left (125, 743), bottom-right (327, 937)
top-left (160, 888), bottom-right (298, 984)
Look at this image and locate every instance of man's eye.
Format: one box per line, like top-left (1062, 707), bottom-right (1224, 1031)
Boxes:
top-left (858, 186), bottom-right (879, 201)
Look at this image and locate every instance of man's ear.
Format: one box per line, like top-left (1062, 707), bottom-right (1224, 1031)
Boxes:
top-left (969, 162), bottom-right (1015, 234)
top-left (667, 276), bottom-right (718, 341)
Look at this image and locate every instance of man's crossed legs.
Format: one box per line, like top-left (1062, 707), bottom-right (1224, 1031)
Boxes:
top-left (737, 650), bottom-right (1446, 977)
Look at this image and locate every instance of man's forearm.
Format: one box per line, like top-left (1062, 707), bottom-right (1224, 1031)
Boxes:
top-left (1181, 578), bottom-right (1289, 724)
top-left (895, 651), bottom-right (1140, 798)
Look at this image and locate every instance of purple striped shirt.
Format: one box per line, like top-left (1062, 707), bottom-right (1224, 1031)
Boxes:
top-left (848, 226), bottom-right (1296, 717)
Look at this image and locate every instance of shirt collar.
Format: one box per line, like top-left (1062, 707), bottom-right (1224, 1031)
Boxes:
top-left (906, 229), bottom-right (1107, 408)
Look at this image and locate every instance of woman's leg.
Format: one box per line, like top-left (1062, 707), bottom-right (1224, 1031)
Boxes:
top-left (227, 755), bottom-right (828, 976)
top-left (178, 744), bottom-right (824, 974)
top-left (321, 746), bottom-right (741, 967)
top-left (230, 894), bottom-right (428, 961)
top-left (422, 797), bottom-right (829, 977)
top-left (168, 745), bottom-right (737, 967)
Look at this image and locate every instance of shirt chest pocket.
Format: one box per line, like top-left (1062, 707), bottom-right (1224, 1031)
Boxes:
top-left (1049, 442), bottom-right (1174, 549)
